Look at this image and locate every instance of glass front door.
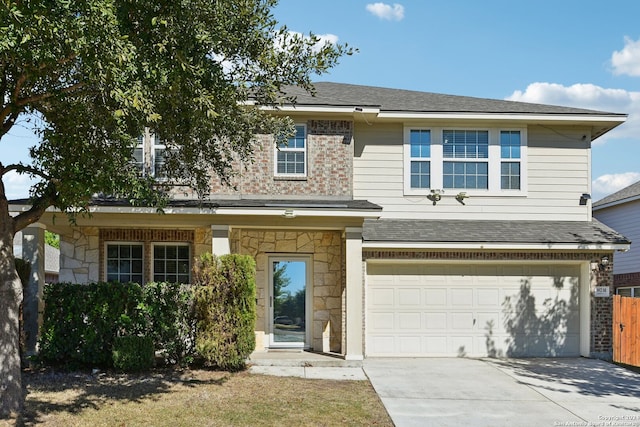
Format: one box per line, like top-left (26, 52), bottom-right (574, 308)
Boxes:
top-left (269, 257), bottom-right (310, 348)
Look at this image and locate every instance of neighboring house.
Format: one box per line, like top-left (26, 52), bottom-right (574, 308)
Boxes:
top-left (593, 180), bottom-right (640, 296)
top-left (12, 82), bottom-right (630, 360)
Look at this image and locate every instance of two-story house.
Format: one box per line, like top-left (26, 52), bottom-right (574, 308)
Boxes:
top-left (15, 82), bottom-right (630, 360)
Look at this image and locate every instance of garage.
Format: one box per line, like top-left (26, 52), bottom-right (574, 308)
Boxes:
top-left (366, 263), bottom-right (582, 357)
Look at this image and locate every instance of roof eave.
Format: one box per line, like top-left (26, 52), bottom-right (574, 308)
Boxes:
top-left (362, 241), bottom-right (630, 251)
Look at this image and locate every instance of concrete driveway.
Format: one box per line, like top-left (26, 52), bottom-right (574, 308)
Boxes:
top-left (363, 358), bottom-right (640, 427)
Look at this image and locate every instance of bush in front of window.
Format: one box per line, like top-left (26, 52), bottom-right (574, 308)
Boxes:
top-left (193, 253), bottom-right (257, 372)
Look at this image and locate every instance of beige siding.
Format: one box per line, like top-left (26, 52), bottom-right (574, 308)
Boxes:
top-left (594, 201), bottom-right (640, 274)
top-left (353, 122), bottom-right (592, 221)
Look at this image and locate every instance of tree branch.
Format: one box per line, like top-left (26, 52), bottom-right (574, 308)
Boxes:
top-left (1, 164), bottom-right (50, 181)
top-left (12, 184), bottom-right (58, 233)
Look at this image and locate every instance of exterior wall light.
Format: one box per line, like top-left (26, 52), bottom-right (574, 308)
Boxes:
top-left (428, 189), bottom-right (443, 205)
top-left (580, 193), bottom-right (591, 206)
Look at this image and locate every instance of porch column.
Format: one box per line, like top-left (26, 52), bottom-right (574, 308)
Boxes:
top-left (344, 227), bottom-right (364, 360)
top-left (21, 223), bottom-right (46, 355)
top-left (211, 225), bottom-right (230, 256)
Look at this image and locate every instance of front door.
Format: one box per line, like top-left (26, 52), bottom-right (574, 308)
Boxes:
top-left (269, 256), bottom-right (311, 348)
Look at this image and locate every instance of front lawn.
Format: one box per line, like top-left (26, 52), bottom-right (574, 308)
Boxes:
top-left (9, 368), bottom-right (392, 426)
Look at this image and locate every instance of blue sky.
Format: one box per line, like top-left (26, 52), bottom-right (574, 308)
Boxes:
top-left (3, 0), bottom-right (640, 201)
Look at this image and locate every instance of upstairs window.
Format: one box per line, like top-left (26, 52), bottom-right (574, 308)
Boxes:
top-left (275, 124), bottom-right (306, 177)
top-left (133, 135), bottom-right (144, 173)
top-left (409, 129), bottom-right (431, 189)
top-left (443, 130), bottom-right (489, 189)
top-left (153, 136), bottom-right (168, 178)
top-left (404, 127), bottom-right (527, 196)
top-left (500, 131), bottom-right (521, 190)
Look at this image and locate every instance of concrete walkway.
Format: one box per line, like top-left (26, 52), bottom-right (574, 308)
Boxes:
top-left (248, 350), bottom-right (366, 380)
top-left (363, 358), bottom-right (640, 427)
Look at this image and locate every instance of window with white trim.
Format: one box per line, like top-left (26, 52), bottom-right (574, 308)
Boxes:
top-left (152, 244), bottom-right (191, 284)
top-left (153, 135), bottom-right (167, 178)
top-left (500, 130), bottom-right (521, 190)
top-left (133, 135), bottom-right (144, 174)
top-left (403, 127), bottom-right (527, 195)
top-left (106, 243), bottom-right (144, 284)
top-left (409, 129), bottom-right (431, 189)
top-left (275, 124), bottom-right (306, 176)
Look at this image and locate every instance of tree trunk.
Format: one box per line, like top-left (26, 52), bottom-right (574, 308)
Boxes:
top-left (0, 204), bottom-right (23, 417)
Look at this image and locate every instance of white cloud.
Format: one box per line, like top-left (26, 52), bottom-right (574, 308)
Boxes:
top-left (592, 172), bottom-right (640, 201)
top-left (506, 82), bottom-right (640, 144)
top-left (366, 3), bottom-right (405, 21)
top-left (278, 31), bottom-right (340, 54)
top-left (611, 37), bottom-right (640, 77)
top-left (3, 170), bottom-right (35, 200)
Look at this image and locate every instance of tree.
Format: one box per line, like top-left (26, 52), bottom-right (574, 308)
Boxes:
top-left (0, 0), bottom-right (351, 416)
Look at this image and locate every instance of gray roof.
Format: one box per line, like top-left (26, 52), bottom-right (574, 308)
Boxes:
top-left (363, 219), bottom-right (629, 245)
top-left (282, 82), bottom-right (626, 116)
top-left (593, 179), bottom-right (640, 208)
top-left (88, 196), bottom-right (382, 211)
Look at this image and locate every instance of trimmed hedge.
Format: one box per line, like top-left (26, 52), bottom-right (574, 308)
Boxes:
top-left (38, 254), bottom-right (257, 371)
top-left (193, 253), bottom-right (256, 371)
top-left (112, 335), bottom-right (154, 372)
top-left (141, 282), bottom-right (195, 365)
top-left (39, 282), bottom-right (145, 368)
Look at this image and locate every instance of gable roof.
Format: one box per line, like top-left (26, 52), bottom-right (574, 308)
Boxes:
top-left (363, 218), bottom-right (630, 248)
top-left (593, 179), bottom-right (640, 210)
top-left (282, 82), bottom-right (625, 116)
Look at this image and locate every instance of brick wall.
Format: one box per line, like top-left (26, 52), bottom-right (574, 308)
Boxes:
top-left (200, 120), bottom-right (354, 198)
top-left (613, 271), bottom-right (640, 288)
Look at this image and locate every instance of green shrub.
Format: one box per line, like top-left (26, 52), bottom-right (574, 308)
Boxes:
top-left (141, 282), bottom-right (195, 365)
top-left (112, 335), bottom-right (154, 372)
top-left (38, 282), bottom-right (145, 368)
top-left (193, 253), bottom-right (256, 371)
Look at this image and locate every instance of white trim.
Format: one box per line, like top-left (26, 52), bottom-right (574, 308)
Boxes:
top-left (274, 123), bottom-right (307, 178)
top-left (403, 126), bottom-right (528, 197)
top-left (593, 195), bottom-right (640, 211)
top-left (362, 241), bottom-right (630, 252)
top-left (214, 207), bottom-right (381, 218)
top-left (379, 112), bottom-right (626, 122)
top-left (580, 262), bottom-right (590, 357)
top-left (267, 255), bottom-right (313, 349)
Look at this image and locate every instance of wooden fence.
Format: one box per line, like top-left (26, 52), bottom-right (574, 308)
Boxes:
top-left (613, 295), bottom-right (640, 367)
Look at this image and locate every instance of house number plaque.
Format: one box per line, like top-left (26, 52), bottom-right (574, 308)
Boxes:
top-left (594, 286), bottom-right (610, 297)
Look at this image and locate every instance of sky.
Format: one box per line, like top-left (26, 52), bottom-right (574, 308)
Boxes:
top-left (3, 0), bottom-right (640, 201)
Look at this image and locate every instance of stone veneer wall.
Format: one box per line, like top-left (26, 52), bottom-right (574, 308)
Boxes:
top-left (363, 250), bottom-right (614, 357)
top-left (230, 229), bottom-right (344, 353)
top-left (59, 227), bottom-right (100, 283)
top-left (59, 227), bottom-right (210, 284)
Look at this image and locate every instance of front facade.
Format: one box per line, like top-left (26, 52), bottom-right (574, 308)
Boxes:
top-left (15, 82), bottom-right (629, 360)
top-left (593, 180), bottom-right (640, 295)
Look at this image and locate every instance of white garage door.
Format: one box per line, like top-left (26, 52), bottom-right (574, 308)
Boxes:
top-left (366, 263), bottom-right (581, 357)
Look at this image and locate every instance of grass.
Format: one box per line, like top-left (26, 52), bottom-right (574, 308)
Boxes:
top-left (5, 368), bottom-right (392, 427)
